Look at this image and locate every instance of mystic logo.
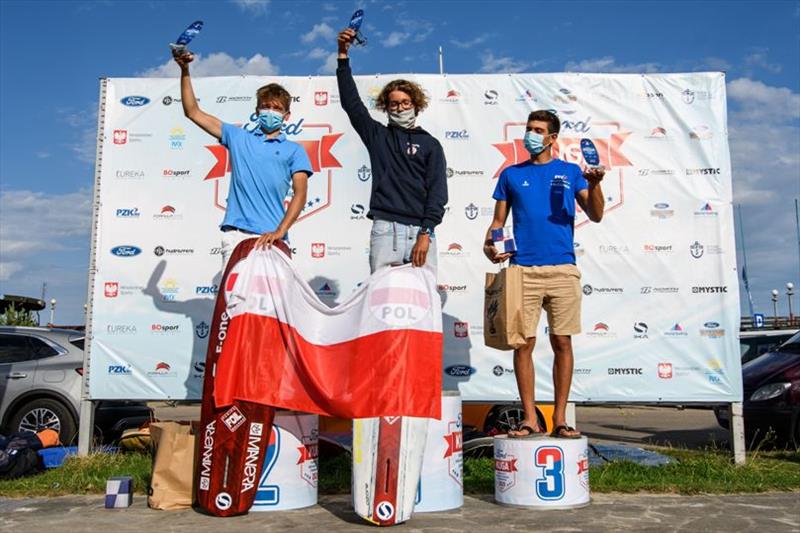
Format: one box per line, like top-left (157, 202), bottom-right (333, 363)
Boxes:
top-left (445, 129), bottom-right (470, 140)
top-left (690, 241), bottom-right (704, 259)
top-left (120, 96), bottom-right (150, 107)
top-left (454, 321), bottom-right (469, 338)
top-left (633, 322), bottom-right (649, 339)
top-left (314, 91), bottom-right (328, 106)
top-left (465, 203), bottom-right (479, 220)
top-left (311, 243), bottom-right (326, 258)
top-left (357, 165), bottom-right (371, 182)
top-left (195, 321), bottom-right (210, 338)
top-left (608, 367), bottom-right (643, 375)
top-left (686, 167), bottom-right (720, 176)
top-left (115, 208), bottom-right (140, 218)
top-left (104, 282), bottom-right (119, 298)
top-left (484, 89), bottom-right (499, 105)
top-left (108, 365), bottom-right (132, 375)
top-left (111, 245), bottom-right (141, 257)
top-left (113, 130), bottom-right (128, 145)
top-left (693, 286), bottom-right (727, 294)
top-left (445, 365), bottom-right (476, 377)
top-left (658, 363), bottom-right (673, 379)
top-left (535, 446), bottom-right (565, 501)
top-left (222, 405), bottom-right (246, 432)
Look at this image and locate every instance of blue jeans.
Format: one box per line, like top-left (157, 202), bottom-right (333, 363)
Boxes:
top-left (369, 219), bottom-right (438, 274)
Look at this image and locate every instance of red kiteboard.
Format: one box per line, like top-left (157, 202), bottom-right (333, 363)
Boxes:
top-left (194, 238), bottom-right (289, 516)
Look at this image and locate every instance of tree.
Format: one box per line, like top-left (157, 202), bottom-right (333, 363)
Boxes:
top-left (0, 304), bottom-right (39, 327)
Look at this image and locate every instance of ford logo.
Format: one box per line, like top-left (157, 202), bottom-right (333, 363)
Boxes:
top-left (445, 365), bottom-right (476, 377)
top-left (654, 203), bottom-right (670, 209)
top-left (704, 321), bottom-right (720, 329)
top-left (111, 245), bottom-right (142, 257)
top-left (120, 96), bottom-right (150, 107)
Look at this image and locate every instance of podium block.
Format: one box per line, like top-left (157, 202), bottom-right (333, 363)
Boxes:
top-left (494, 434), bottom-right (590, 509)
top-left (415, 391), bottom-right (463, 512)
top-left (250, 411), bottom-right (318, 512)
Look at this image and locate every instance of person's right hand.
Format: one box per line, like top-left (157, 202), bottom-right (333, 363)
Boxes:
top-left (484, 243), bottom-right (511, 264)
top-left (338, 28), bottom-right (356, 57)
top-left (172, 50), bottom-right (194, 71)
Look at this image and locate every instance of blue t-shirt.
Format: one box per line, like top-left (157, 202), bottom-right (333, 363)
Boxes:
top-left (220, 123), bottom-right (313, 234)
top-left (492, 159), bottom-right (588, 266)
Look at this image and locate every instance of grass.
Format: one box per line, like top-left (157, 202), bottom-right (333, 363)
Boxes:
top-left (1, 447), bottom-right (798, 498)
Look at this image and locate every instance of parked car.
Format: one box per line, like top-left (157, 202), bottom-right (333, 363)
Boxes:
top-left (715, 330), bottom-right (800, 449)
top-left (0, 326), bottom-right (151, 444)
top-left (739, 329), bottom-right (797, 364)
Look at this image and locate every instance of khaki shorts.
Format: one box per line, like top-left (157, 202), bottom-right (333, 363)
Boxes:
top-left (512, 263), bottom-right (582, 337)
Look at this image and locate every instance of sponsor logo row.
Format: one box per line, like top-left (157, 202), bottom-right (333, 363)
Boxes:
top-left (445, 320), bottom-right (728, 340)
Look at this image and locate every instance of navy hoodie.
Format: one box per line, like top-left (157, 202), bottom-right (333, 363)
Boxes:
top-left (337, 58), bottom-right (448, 230)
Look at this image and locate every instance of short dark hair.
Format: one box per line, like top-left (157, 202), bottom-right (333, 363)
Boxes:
top-left (255, 83), bottom-right (292, 112)
top-left (527, 110), bottom-right (560, 134)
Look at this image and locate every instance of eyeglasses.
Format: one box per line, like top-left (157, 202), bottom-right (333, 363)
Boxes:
top-left (387, 99), bottom-right (413, 111)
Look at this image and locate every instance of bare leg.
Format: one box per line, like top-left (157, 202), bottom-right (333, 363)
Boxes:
top-left (550, 333), bottom-right (579, 436)
top-left (508, 337), bottom-right (541, 436)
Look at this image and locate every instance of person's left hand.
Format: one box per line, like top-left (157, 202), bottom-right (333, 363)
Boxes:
top-left (583, 166), bottom-right (605, 184)
top-left (255, 229), bottom-right (285, 250)
top-left (411, 235), bottom-right (430, 267)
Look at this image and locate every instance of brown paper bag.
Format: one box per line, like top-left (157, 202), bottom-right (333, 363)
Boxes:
top-left (484, 266), bottom-right (527, 350)
top-left (148, 421), bottom-right (197, 510)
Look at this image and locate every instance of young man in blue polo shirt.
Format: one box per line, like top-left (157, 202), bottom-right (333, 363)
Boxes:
top-left (173, 51), bottom-right (313, 266)
top-left (484, 110), bottom-right (605, 439)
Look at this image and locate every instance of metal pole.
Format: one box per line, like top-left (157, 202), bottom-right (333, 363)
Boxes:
top-left (438, 46), bottom-right (444, 76)
top-left (737, 205), bottom-right (755, 317)
top-left (772, 290), bottom-right (779, 327)
top-left (730, 402), bottom-right (746, 465)
top-left (795, 198), bottom-right (800, 285)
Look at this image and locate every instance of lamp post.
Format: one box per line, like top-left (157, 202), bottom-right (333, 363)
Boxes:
top-left (788, 282), bottom-right (795, 323)
top-left (49, 298), bottom-right (56, 326)
top-left (771, 289), bottom-right (779, 326)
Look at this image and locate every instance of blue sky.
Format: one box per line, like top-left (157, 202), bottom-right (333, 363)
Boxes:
top-left (1, 0), bottom-right (799, 324)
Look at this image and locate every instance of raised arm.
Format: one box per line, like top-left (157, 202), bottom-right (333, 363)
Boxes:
top-left (173, 51), bottom-right (223, 141)
top-left (336, 29), bottom-right (380, 144)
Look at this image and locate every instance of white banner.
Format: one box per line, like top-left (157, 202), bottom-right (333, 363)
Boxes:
top-left (88, 71), bottom-right (741, 402)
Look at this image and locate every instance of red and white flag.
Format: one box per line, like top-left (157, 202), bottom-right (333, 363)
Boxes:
top-left (213, 248), bottom-right (443, 419)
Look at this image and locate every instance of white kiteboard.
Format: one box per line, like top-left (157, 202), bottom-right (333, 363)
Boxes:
top-left (352, 416), bottom-right (428, 526)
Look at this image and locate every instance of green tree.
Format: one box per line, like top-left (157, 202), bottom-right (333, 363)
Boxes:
top-left (0, 304), bottom-right (39, 327)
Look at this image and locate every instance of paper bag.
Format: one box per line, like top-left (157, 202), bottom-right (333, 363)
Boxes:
top-left (484, 266), bottom-right (527, 350)
top-left (147, 421), bottom-right (197, 510)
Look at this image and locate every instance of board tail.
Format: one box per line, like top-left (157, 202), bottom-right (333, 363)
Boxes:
top-left (194, 238), bottom-right (277, 516)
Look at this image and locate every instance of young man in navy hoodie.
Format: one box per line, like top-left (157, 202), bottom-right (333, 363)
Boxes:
top-left (336, 28), bottom-right (447, 274)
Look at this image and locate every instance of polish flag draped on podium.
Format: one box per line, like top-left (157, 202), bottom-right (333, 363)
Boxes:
top-left (213, 247), bottom-right (443, 419)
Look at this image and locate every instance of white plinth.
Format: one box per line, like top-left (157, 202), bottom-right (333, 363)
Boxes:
top-left (415, 391), bottom-right (463, 512)
top-left (250, 411), bottom-right (318, 511)
top-left (494, 434), bottom-right (590, 509)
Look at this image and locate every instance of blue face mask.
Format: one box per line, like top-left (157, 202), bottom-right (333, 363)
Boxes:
top-left (258, 109), bottom-right (285, 133)
top-left (523, 131), bottom-right (553, 156)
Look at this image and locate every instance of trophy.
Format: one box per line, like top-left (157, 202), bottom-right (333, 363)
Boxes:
top-left (169, 20), bottom-right (204, 55)
top-left (580, 138), bottom-right (604, 170)
top-left (491, 226), bottom-right (517, 255)
top-left (348, 9), bottom-right (367, 46)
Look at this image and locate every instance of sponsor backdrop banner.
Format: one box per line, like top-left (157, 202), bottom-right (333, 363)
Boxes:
top-left (89, 72), bottom-right (741, 402)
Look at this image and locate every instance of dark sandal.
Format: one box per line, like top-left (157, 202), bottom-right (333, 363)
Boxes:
top-left (551, 424), bottom-right (581, 439)
top-left (508, 425), bottom-right (543, 438)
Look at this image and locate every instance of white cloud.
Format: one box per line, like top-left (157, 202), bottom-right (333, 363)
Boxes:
top-left (382, 31), bottom-right (409, 48)
top-left (56, 104), bottom-right (97, 164)
top-left (231, 0), bottom-right (270, 14)
top-left (479, 52), bottom-right (529, 74)
top-left (564, 56), bottom-right (661, 73)
top-left (307, 47), bottom-right (329, 60)
top-left (318, 52), bottom-right (338, 75)
top-left (744, 48), bottom-right (782, 74)
top-left (301, 22), bottom-right (335, 44)
top-left (727, 78), bottom-right (800, 121)
top-left (35, 151), bottom-right (51, 159)
top-left (139, 52), bottom-right (279, 77)
top-left (0, 262), bottom-right (23, 282)
top-left (450, 34), bottom-right (488, 49)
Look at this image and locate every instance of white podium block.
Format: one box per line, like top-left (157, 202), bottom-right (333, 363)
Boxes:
top-left (415, 391), bottom-right (463, 512)
top-left (250, 411), bottom-right (318, 512)
top-left (494, 435), bottom-right (590, 509)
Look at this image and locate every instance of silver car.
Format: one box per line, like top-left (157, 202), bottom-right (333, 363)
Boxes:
top-left (0, 326), bottom-right (150, 443)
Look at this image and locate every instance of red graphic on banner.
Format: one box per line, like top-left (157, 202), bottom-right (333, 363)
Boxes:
top-left (495, 458), bottom-right (518, 472)
top-left (577, 457), bottom-right (589, 475)
top-left (443, 430), bottom-right (463, 458)
top-left (297, 443), bottom-right (319, 464)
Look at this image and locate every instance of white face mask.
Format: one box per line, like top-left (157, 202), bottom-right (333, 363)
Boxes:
top-left (388, 108), bottom-right (416, 129)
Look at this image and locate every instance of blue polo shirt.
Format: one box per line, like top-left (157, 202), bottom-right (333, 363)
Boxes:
top-left (220, 123), bottom-right (313, 234)
top-left (493, 159), bottom-right (588, 266)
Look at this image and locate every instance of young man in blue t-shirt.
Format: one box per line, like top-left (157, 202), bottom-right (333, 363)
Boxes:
top-left (484, 110), bottom-right (605, 439)
top-left (173, 51), bottom-right (313, 266)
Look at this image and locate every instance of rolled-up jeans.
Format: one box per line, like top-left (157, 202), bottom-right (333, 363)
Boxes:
top-left (369, 219), bottom-right (437, 274)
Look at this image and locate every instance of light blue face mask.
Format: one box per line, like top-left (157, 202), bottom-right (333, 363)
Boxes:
top-left (523, 131), bottom-right (553, 155)
top-left (258, 109), bottom-right (285, 133)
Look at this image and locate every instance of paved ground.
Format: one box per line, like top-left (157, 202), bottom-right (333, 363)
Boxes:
top-left (1, 493), bottom-right (798, 532)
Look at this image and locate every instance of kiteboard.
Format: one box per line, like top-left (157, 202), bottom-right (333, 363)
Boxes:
top-left (194, 238), bottom-right (289, 517)
top-left (352, 416), bottom-right (428, 526)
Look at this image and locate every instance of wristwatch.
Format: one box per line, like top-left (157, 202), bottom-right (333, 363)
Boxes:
top-left (417, 227), bottom-right (434, 237)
